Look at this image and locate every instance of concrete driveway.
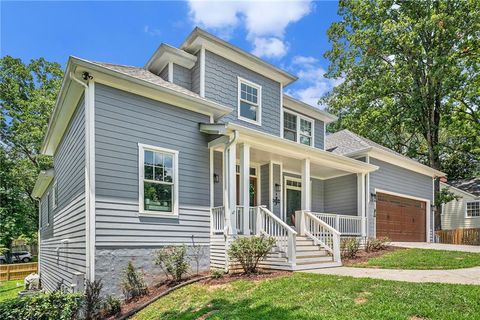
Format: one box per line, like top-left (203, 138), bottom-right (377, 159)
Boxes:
top-left (391, 242), bottom-right (480, 253)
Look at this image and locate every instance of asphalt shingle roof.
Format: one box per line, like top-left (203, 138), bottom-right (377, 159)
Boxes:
top-left (447, 178), bottom-right (480, 197)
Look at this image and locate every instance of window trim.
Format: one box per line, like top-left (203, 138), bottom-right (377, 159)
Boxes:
top-left (46, 192), bottom-right (51, 226)
top-left (52, 180), bottom-right (58, 210)
top-left (237, 77), bottom-right (262, 126)
top-left (282, 109), bottom-right (315, 147)
top-left (138, 143), bottom-right (179, 217)
top-left (465, 200), bottom-right (480, 218)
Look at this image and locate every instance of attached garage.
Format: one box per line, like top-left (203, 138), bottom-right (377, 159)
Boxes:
top-left (376, 192), bottom-right (426, 242)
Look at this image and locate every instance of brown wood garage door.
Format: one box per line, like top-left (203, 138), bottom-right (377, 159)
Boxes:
top-left (376, 193), bottom-right (426, 242)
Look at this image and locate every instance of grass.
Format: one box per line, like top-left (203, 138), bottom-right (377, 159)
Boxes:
top-left (133, 273), bottom-right (480, 320)
top-left (0, 280), bottom-right (23, 302)
top-left (352, 248), bottom-right (480, 270)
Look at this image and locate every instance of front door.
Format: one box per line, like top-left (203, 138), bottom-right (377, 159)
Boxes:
top-left (285, 178), bottom-right (302, 226)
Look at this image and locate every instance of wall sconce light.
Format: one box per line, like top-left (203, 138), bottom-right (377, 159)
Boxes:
top-left (370, 193), bottom-right (377, 202)
top-left (430, 204), bottom-right (437, 213)
top-left (213, 173), bottom-right (219, 183)
top-left (273, 183), bottom-right (281, 206)
top-left (275, 183), bottom-right (281, 193)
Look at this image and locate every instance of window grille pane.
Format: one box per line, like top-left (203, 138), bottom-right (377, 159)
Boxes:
top-left (284, 130), bottom-right (296, 142)
top-left (144, 165), bottom-right (153, 180)
top-left (284, 112), bottom-right (297, 130)
top-left (240, 101), bottom-right (257, 121)
top-left (300, 119), bottom-right (312, 136)
top-left (144, 183), bottom-right (172, 212)
top-left (300, 135), bottom-right (312, 146)
top-left (144, 151), bottom-right (154, 165)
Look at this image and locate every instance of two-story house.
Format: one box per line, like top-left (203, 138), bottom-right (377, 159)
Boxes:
top-left (32, 27), bottom-right (444, 296)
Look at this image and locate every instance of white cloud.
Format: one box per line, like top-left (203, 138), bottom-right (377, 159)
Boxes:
top-left (144, 25), bottom-right (162, 37)
top-left (187, 0), bottom-right (313, 58)
top-left (287, 55), bottom-right (343, 107)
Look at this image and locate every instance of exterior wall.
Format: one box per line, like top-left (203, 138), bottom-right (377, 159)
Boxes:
top-left (311, 178), bottom-right (324, 212)
top-left (39, 97), bottom-right (86, 291)
top-left (272, 164), bottom-right (281, 217)
top-left (260, 164), bottom-right (270, 208)
top-left (94, 84), bottom-right (212, 295)
top-left (191, 52), bottom-right (201, 94)
top-left (172, 63), bottom-right (192, 90)
top-left (368, 157), bottom-right (434, 237)
top-left (324, 174), bottom-right (357, 216)
top-left (314, 119), bottom-right (325, 150)
top-left (204, 50), bottom-right (282, 135)
top-left (441, 186), bottom-right (480, 230)
top-left (213, 151), bottom-right (223, 207)
top-left (159, 65), bottom-right (168, 81)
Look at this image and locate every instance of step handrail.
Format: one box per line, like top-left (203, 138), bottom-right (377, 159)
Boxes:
top-left (257, 206), bottom-right (297, 264)
top-left (302, 210), bottom-right (341, 263)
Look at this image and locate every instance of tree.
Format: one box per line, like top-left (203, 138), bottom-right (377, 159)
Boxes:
top-left (323, 0), bottom-right (480, 229)
top-left (0, 56), bottom-right (62, 262)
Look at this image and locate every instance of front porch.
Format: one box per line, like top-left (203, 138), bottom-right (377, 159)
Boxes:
top-left (205, 126), bottom-right (377, 271)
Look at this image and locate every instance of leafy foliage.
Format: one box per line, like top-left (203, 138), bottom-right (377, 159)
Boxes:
top-left (121, 261), bottom-right (148, 302)
top-left (83, 280), bottom-right (103, 320)
top-left (228, 236), bottom-right (276, 274)
top-left (211, 268), bottom-right (225, 279)
top-left (155, 245), bottom-right (190, 282)
top-left (0, 291), bottom-right (82, 320)
top-left (365, 237), bottom-right (390, 253)
top-left (340, 238), bottom-right (360, 259)
top-left (0, 56), bottom-right (62, 261)
top-left (101, 295), bottom-right (122, 318)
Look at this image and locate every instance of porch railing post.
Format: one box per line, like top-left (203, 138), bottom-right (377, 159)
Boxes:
top-left (287, 231), bottom-right (296, 264)
top-left (335, 214), bottom-right (340, 231)
top-left (296, 210), bottom-right (306, 236)
top-left (256, 206), bottom-right (262, 235)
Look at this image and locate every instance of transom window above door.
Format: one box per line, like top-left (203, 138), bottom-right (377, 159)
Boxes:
top-left (283, 110), bottom-right (314, 146)
top-left (238, 77), bottom-right (262, 125)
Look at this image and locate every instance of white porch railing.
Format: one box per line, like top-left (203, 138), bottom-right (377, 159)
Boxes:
top-left (257, 206), bottom-right (297, 263)
top-left (211, 206), bottom-right (226, 234)
top-left (313, 212), bottom-right (363, 236)
top-left (299, 211), bottom-right (341, 263)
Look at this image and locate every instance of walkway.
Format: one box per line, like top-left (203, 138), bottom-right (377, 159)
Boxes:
top-left (391, 242), bottom-right (480, 253)
top-left (302, 266), bottom-right (480, 285)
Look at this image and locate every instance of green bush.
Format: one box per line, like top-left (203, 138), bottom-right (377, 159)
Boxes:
top-left (340, 238), bottom-right (360, 259)
top-left (0, 291), bottom-right (82, 320)
top-left (365, 237), bottom-right (390, 252)
top-left (84, 279), bottom-right (103, 320)
top-left (228, 236), bottom-right (276, 274)
top-left (102, 295), bottom-right (122, 318)
top-left (121, 261), bottom-right (148, 302)
top-left (154, 245), bottom-right (189, 282)
top-left (211, 268), bottom-right (225, 279)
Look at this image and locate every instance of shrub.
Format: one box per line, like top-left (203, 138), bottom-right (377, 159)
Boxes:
top-left (0, 291), bottom-right (82, 320)
top-left (365, 237), bottom-right (390, 252)
top-left (154, 245), bottom-right (190, 282)
top-left (121, 261), bottom-right (148, 301)
top-left (211, 268), bottom-right (225, 279)
top-left (102, 295), bottom-right (122, 318)
top-left (228, 236), bottom-right (276, 274)
top-left (340, 238), bottom-right (360, 259)
top-left (84, 279), bottom-right (103, 320)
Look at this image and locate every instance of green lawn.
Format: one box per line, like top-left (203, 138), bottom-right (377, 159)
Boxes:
top-left (0, 280), bottom-right (23, 302)
top-left (133, 273), bottom-right (480, 320)
top-left (352, 248), bottom-right (480, 270)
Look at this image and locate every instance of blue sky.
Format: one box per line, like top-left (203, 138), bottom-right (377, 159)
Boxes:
top-left (1, 1), bottom-right (341, 106)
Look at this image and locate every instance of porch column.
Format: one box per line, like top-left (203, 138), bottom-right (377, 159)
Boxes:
top-left (227, 142), bottom-right (237, 235)
top-left (239, 143), bottom-right (250, 235)
top-left (357, 173), bottom-right (367, 238)
top-left (301, 159), bottom-right (311, 211)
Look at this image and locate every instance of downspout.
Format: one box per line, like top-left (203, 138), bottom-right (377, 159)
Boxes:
top-left (223, 130), bottom-right (239, 235)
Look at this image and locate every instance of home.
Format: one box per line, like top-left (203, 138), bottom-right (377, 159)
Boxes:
top-left (440, 178), bottom-right (480, 230)
top-left (32, 27), bottom-right (444, 296)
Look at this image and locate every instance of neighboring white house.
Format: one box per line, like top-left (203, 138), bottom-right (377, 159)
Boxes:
top-left (441, 178), bottom-right (480, 230)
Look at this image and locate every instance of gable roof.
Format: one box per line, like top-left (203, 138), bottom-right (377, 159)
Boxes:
top-left (446, 178), bottom-right (480, 197)
top-left (325, 129), bottom-right (445, 177)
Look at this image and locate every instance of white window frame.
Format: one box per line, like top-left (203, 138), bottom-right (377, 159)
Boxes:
top-left (465, 200), bottom-right (480, 218)
top-left (237, 77), bottom-right (262, 126)
top-left (46, 192), bottom-right (51, 226)
top-left (282, 110), bottom-right (315, 147)
top-left (52, 180), bottom-right (58, 210)
top-left (138, 143), bottom-right (179, 217)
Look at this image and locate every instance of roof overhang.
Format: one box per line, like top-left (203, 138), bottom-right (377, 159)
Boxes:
top-left (31, 169), bottom-right (55, 199)
top-left (41, 56), bottom-right (233, 156)
top-left (181, 27), bottom-right (297, 86)
top-left (283, 95), bottom-right (338, 124)
top-left (145, 43), bottom-right (197, 74)
top-left (345, 147), bottom-right (445, 178)
top-left (440, 182), bottom-right (480, 199)
top-left (207, 123), bottom-right (378, 174)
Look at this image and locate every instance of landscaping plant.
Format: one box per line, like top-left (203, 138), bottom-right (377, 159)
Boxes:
top-left (340, 238), bottom-right (360, 259)
top-left (121, 261), bottom-right (148, 301)
top-left (155, 245), bottom-right (190, 282)
top-left (365, 237), bottom-right (390, 252)
top-left (83, 279), bottom-right (103, 320)
top-left (211, 268), bottom-right (225, 279)
top-left (102, 295), bottom-right (122, 318)
top-left (228, 236), bottom-right (276, 274)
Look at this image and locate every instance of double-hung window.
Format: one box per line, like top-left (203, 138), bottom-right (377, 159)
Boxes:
top-left (139, 144), bottom-right (179, 216)
top-left (238, 77), bottom-right (261, 124)
top-left (283, 111), bottom-right (314, 146)
top-left (466, 201), bottom-right (480, 218)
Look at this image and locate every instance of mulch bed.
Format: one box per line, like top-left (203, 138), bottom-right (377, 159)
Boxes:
top-left (342, 246), bottom-right (405, 266)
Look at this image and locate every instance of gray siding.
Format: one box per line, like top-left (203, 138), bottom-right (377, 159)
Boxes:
top-left (324, 174), bottom-right (357, 216)
top-left (314, 119), bottom-right (325, 150)
top-left (213, 151), bottom-right (223, 207)
top-left (368, 157), bottom-right (434, 237)
top-left (172, 63), bottom-right (192, 90)
top-left (94, 84), bottom-right (212, 248)
top-left (441, 185), bottom-right (480, 230)
top-left (159, 65), bottom-right (168, 81)
top-left (311, 178), bottom-right (324, 212)
top-left (191, 53), bottom-right (200, 94)
top-left (260, 164), bottom-right (270, 208)
top-left (272, 164), bottom-right (281, 216)
top-left (204, 50), bottom-right (281, 135)
top-left (40, 97), bottom-right (86, 292)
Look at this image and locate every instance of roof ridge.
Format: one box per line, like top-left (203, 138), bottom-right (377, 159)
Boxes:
top-left (340, 129), bottom-right (371, 148)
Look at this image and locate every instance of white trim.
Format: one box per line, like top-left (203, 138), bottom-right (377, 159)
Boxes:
top-left (357, 173), bottom-right (366, 237)
top-left (282, 109), bottom-right (315, 147)
top-left (279, 84), bottom-right (284, 137)
top-left (167, 62), bottom-right (173, 83)
top-left (269, 161), bottom-right (274, 210)
top-left (322, 122), bottom-right (326, 150)
top-left (440, 181), bottom-right (480, 199)
top-left (52, 180), bottom-right (58, 210)
top-left (465, 200), bottom-right (480, 218)
top-left (145, 43), bottom-right (197, 74)
top-left (237, 77), bottom-right (262, 126)
top-left (210, 148), bottom-right (214, 207)
top-left (199, 46), bottom-right (205, 97)
top-left (301, 159), bottom-right (311, 211)
top-left (138, 143), bottom-right (179, 216)
top-left (283, 95), bottom-right (338, 124)
top-left (366, 155), bottom-right (371, 237)
top-left (374, 188), bottom-right (431, 243)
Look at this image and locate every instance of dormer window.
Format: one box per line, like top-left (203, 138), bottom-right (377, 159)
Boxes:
top-left (283, 110), bottom-right (314, 146)
top-left (238, 77), bottom-right (262, 125)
